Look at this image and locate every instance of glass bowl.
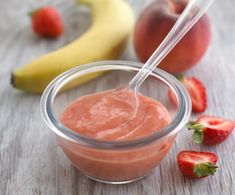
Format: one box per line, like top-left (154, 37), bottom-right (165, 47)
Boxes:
top-left (40, 60), bottom-right (191, 184)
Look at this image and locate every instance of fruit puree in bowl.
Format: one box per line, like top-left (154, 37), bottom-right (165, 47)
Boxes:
top-left (60, 88), bottom-right (171, 141)
top-left (59, 131), bottom-right (175, 182)
top-left (59, 88), bottom-right (174, 182)
top-left (41, 61), bottom-right (191, 184)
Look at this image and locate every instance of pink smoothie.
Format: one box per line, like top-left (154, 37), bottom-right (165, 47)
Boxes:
top-left (60, 89), bottom-right (171, 141)
top-left (59, 89), bottom-right (174, 181)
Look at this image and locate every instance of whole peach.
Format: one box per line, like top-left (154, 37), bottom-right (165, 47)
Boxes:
top-left (134, 0), bottom-right (211, 73)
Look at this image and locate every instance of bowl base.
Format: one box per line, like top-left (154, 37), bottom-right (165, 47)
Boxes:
top-left (86, 175), bottom-right (146, 184)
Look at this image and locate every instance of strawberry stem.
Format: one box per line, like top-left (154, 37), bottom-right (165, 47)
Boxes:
top-left (194, 163), bottom-right (218, 177)
top-left (176, 74), bottom-right (184, 81)
top-left (28, 8), bottom-right (40, 17)
top-left (186, 121), bottom-right (204, 143)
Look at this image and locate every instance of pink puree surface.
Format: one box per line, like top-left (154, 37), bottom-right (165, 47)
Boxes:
top-left (59, 89), bottom-right (174, 181)
top-left (60, 89), bottom-right (171, 141)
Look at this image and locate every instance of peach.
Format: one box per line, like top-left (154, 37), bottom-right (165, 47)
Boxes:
top-left (134, 0), bottom-right (211, 73)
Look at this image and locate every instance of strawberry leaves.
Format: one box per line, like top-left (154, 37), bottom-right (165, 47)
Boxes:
top-left (187, 121), bottom-right (204, 143)
top-left (194, 163), bottom-right (218, 177)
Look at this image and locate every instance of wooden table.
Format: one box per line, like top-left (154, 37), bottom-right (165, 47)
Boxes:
top-left (1, 0), bottom-right (234, 194)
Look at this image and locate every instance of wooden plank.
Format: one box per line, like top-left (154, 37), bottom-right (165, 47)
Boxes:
top-left (0, 0), bottom-right (234, 195)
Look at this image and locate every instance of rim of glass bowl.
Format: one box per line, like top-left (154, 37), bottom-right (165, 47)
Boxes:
top-left (40, 60), bottom-right (191, 149)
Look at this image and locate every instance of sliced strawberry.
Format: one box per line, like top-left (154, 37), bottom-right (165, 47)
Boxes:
top-left (168, 89), bottom-right (178, 107)
top-left (187, 115), bottom-right (235, 145)
top-left (177, 151), bottom-right (218, 178)
top-left (180, 76), bottom-right (207, 113)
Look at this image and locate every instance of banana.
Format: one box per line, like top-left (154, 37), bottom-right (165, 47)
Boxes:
top-left (11, 0), bottom-right (134, 93)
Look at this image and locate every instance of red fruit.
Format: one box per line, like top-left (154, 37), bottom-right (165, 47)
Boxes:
top-left (180, 76), bottom-right (207, 113)
top-left (187, 115), bottom-right (235, 145)
top-left (134, 0), bottom-right (211, 73)
top-left (30, 6), bottom-right (64, 38)
top-left (168, 89), bottom-right (178, 108)
top-left (177, 151), bottom-right (218, 178)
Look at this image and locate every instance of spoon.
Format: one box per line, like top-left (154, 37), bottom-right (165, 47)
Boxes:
top-left (127, 0), bottom-right (213, 107)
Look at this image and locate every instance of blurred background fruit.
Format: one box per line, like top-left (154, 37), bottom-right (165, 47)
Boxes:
top-left (30, 6), bottom-right (64, 38)
top-left (134, 0), bottom-right (211, 73)
top-left (11, 0), bottom-right (134, 93)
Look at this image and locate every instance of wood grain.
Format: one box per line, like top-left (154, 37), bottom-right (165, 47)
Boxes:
top-left (0, 0), bottom-right (234, 195)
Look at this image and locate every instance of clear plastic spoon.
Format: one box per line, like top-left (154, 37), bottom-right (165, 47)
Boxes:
top-left (128, 0), bottom-right (213, 106)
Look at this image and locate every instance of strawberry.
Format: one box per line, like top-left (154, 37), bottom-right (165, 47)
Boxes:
top-left (187, 115), bottom-right (235, 145)
top-left (168, 89), bottom-right (178, 108)
top-left (177, 151), bottom-right (218, 178)
top-left (178, 75), bottom-right (207, 113)
top-left (29, 6), bottom-right (64, 38)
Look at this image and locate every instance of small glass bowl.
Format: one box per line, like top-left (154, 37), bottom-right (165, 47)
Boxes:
top-left (40, 60), bottom-right (191, 184)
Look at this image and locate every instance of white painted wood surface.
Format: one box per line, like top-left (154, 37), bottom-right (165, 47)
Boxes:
top-left (0, 0), bottom-right (235, 194)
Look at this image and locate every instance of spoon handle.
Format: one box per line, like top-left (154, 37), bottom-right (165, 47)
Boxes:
top-left (129, 0), bottom-right (213, 89)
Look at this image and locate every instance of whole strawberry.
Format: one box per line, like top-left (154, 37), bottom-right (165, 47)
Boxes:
top-left (177, 151), bottom-right (218, 178)
top-left (30, 6), bottom-right (64, 38)
top-left (187, 115), bottom-right (235, 145)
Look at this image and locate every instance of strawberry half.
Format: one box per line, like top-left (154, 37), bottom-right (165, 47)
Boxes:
top-left (187, 115), bottom-right (235, 145)
top-left (168, 89), bottom-right (178, 107)
top-left (30, 6), bottom-right (64, 38)
top-left (179, 75), bottom-right (207, 113)
top-left (177, 151), bottom-right (218, 178)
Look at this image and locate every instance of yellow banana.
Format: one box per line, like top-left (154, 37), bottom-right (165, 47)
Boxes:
top-left (11, 0), bottom-right (134, 93)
